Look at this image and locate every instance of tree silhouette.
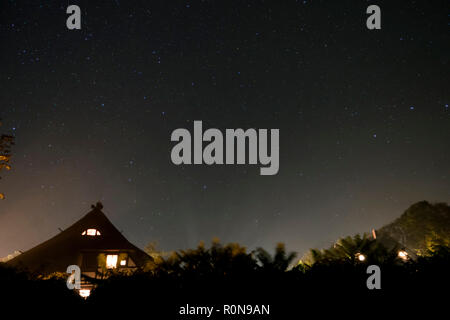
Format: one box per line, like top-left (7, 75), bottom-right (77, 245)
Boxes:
top-left (307, 233), bottom-right (397, 265)
top-left (0, 119), bottom-right (14, 200)
top-left (255, 243), bottom-right (297, 272)
top-left (154, 239), bottom-right (258, 277)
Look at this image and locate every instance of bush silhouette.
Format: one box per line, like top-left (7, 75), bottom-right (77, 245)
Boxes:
top-left (1, 239), bottom-right (448, 316)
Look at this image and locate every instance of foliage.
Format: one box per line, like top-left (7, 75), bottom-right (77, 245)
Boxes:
top-left (0, 119), bottom-right (14, 200)
top-left (38, 271), bottom-right (72, 281)
top-left (255, 242), bottom-right (297, 272)
top-left (144, 241), bottom-right (173, 266)
top-left (0, 262), bottom-right (83, 311)
top-left (153, 239), bottom-right (258, 277)
top-left (377, 201), bottom-right (450, 255)
top-left (1, 240), bottom-right (449, 315)
top-left (149, 240), bottom-right (296, 278)
top-left (305, 233), bottom-right (399, 265)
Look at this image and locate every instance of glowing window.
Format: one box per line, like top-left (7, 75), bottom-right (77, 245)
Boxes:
top-left (81, 229), bottom-right (101, 236)
top-left (106, 255), bottom-right (118, 269)
top-left (120, 259), bottom-right (127, 266)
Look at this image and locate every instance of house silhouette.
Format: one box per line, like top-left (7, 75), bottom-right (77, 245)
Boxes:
top-left (8, 202), bottom-right (152, 295)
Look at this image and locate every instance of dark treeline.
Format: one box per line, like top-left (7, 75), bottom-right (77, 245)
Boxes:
top-left (1, 239), bottom-right (448, 317)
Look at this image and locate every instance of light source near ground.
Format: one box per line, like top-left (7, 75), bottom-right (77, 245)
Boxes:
top-left (79, 289), bottom-right (91, 298)
top-left (398, 250), bottom-right (408, 260)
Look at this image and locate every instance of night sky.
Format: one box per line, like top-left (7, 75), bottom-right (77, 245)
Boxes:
top-left (0, 0), bottom-right (449, 258)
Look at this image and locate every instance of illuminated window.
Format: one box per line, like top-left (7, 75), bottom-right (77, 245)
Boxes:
top-left (120, 259), bottom-right (127, 266)
top-left (81, 229), bottom-right (101, 236)
top-left (106, 254), bottom-right (118, 269)
top-left (79, 289), bottom-right (91, 298)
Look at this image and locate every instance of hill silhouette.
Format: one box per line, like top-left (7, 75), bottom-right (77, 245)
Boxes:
top-left (377, 201), bottom-right (450, 254)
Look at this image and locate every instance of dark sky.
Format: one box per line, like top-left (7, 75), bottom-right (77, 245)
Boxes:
top-left (0, 0), bottom-right (449, 258)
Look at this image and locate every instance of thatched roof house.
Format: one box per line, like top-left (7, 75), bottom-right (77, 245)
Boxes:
top-left (8, 203), bottom-right (151, 280)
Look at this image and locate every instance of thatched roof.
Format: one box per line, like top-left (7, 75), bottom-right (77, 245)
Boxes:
top-left (7, 203), bottom-right (151, 274)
